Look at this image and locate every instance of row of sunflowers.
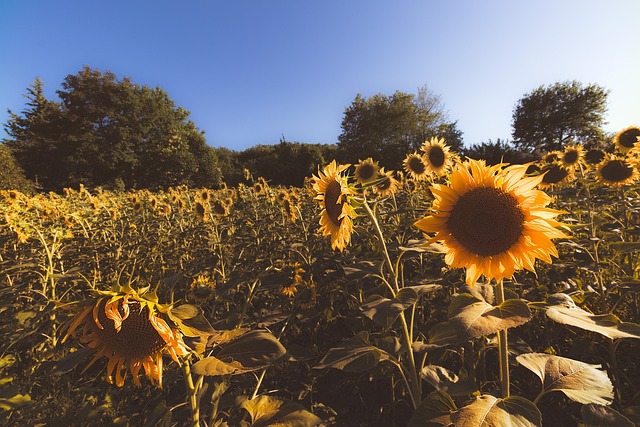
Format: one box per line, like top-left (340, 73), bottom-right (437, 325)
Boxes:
top-left (1, 126), bottom-right (640, 425)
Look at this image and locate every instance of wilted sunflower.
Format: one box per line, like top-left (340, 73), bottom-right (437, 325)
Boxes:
top-left (585, 148), bottom-right (606, 165)
top-left (312, 160), bottom-right (357, 252)
top-left (596, 154), bottom-right (639, 186)
top-left (61, 286), bottom-right (190, 387)
top-left (403, 153), bottom-right (430, 181)
top-left (374, 167), bottom-right (400, 197)
top-left (421, 137), bottom-right (455, 177)
top-left (414, 159), bottom-right (567, 286)
top-left (613, 126), bottom-right (640, 153)
top-left (560, 144), bottom-right (585, 170)
top-left (539, 164), bottom-right (574, 188)
top-left (354, 158), bottom-right (379, 185)
top-left (194, 201), bottom-right (208, 221)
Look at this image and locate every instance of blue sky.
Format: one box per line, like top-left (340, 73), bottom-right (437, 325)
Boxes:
top-left (1, 0), bottom-right (638, 151)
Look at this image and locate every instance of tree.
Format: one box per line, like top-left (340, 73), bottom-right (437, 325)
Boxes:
top-left (511, 80), bottom-right (608, 153)
top-left (462, 138), bottom-right (536, 165)
top-left (3, 67), bottom-right (221, 191)
top-left (0, 144), bottom-right (33, 192)
top-left (337, 86), bottom-right (455, 169)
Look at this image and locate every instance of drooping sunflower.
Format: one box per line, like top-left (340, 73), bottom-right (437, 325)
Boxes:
top-left (538, 164), bottom-right (574, 188)
top-left (420, 137), bottom-right (455, 177)
top-left (194, 201), bottom-right (208, 221)
top-left (596, 154), bottom-right (639, 186)
top-left (354, 158), bottom-right (379, 185)
top-left (61, 286), bottom-right (190, 387)
top-left (414, 159), bottom-right (567, 286)
top-left (560, 143), bottom-right (585, 170)
top-left (541, 151), bottom-right (561, 165)
top-left (613, 126), bottom-right (640, 153)
top-left (211, 199), bottom-right (229, 216)
top-left (189, 275), bottom-right (217, 303)
top-left (374, 167), bottom-right (400, 197)
top-left (403, 153), bottom-right (430, 181)
top-left (312, 160), bottom-right (357, 252)
top-left (584, 148), bottom-right (606, 165)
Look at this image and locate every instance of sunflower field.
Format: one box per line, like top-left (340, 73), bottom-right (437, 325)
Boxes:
top-left (2, 129), bottom-right (640, 427)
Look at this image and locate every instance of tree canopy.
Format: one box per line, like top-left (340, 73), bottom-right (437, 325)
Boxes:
top-left (3, 67), bottom-right (221, 191)
top-left (511, 80), bottom-right (608, 153)
top-left (337, 86), bottom-right (462, 169)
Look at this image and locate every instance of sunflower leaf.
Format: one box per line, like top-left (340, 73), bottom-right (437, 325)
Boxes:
top-left (314, 331), bottom-right (390, 373)
top-left (420, 365), bottom-right (478, 396)
top-left (448, 294), bottom-right (531, 339)
top-left (516, 353), bottom-right (614, 405)
top-left (192, 355), bottom-right (246, 376)
top-left (580, 404), bottom-right (634, 427)
top-left (406, 390), bottom-right (456, 427)
top-left (451, 395), bottom-right (541, 427)
top-left (238, 395), bottom-right (322, 427)
top-left (216, 330), bottom-right (287, 371)
top-left (168, 304), bottom-right (215, 337)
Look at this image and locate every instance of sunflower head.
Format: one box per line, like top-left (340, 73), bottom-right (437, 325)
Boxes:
top-left (539, 163), bottom-right (574, 188)
top-left (585, 148), bottom-right (606, 165)
top-left (560, 143), bottom-right (585, 169)
top-left (374, 167), bottom-right (400, 197)
top-left (420, 137), bottom-right (455, 176)
top-left (541, 151), bottom-right (561, 164)
top-left (613, 126), bottom-right (640, 153)
top-left (414, 159), bottom-right (567, 285)
top-left (596, 154), bottom-right (639, 186)
top-left (212, 199), bottom-right (229, 216)
top-left (354, 158), bottom-right (379, 185)
top-left (312, 160), bottom-right (357, 252)
top-left (403, 152), bottom-right (429, 181)
top-left (61, 285), bottom-right (190, 387)
top-left (189, 275), bottom-right (217, 303)
top-left (194, 201), bottom-right (208, 221)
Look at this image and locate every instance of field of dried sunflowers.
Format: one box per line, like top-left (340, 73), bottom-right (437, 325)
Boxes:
top-left (2, 128), bottom-right (640, 426)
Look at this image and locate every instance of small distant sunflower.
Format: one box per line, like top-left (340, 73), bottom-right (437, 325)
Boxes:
top-left (541, 151), bottom-right (561, 164)
top-left (403, 152), bottom-right (430, 181)
top-left (253, 182), bottom-right (265, 195)
top-left (354, 158), bottom-right (379, 185)
top-left (61, 286), bottom-right (190, 387)
top-left (312, 160), bottom-right (357, 252)
top-left (414, 159), bottom-right (567, 286)
top-left (282, 198), bottom-right (297, 222)
top-left (194, 201), bottom-right (208, 221)
top-left (421, 137), bottom-right (455, 177)
top-left (539, 164), bottom-right (574, 188)
top-left (585, 148), bottom-right (606, 165)
top-left (596, 154), bottom-right (639, 186)
top-left (211, 199), bottom-right (229, 216)
top-left (200, 188), bottom-right (210, 202)
top-left (276, 190), bottom-right (290, 204)
top-left (374, 168), bottom-right (400, 197)
top-left (560, 144), bottom-right (585, 169)
top-left (613, 126), bottom-right (640, 153)
top-left (189, 275), bottom-right (217, 303)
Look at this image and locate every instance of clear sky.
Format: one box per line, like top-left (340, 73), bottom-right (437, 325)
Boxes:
top-left (1, 0), bottom-right (638, 151)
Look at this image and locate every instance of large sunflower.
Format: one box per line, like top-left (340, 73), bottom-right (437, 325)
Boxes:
top-left (414, 159), bottom-right (567, 285)
top-left (596, 154), bottom-right (639, 186)
top-left (613, 126), bottom-right (640, 153)
top-left (312, 160), bottom-right (357, 251)
top-left (420, 137), bottom-right (455, 177)
top-left (403, 152), bottom-right (430, 181)
top-left (61, 286), bottom-right (190, 387)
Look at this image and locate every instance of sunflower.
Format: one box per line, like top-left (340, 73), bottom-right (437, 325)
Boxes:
top-left (414, 159), bottom-right (567, 286)
top-left (374, 167), bottom-right (400, 197)
top-left (61, 286), bottom-right (190, 387)
top-left (354, 158), bottom-right (379, 185)
top-left (403, 152), bottom-right (430, 181)
top-left (199, 188), bottom-right (210, 202)
top-left (194, 201), bottom-right (208, 221)
top-left (282, 198), bottom-right (297, 222)
top-left (541, 151), bottom-right (561, 164)
top-left (253, 182), bottom-right (265, 195)
top-left (613, 126), bottom-right (640, 153)
top-left (189, 275), bottom-right (217, 303)
top-left (276, 190), bottom-right (290, 204)
top-left (560, 144), bottom-right (585, 170)
top-left (585, 148), bottom-right (606, 165)
top-left (596, 154), bottom-right (639, 186)
top-left (539, 164), bottom-right (574, 188)
top-left (421, 137), bottom-right (455, 176)
top-left (312, 160), bottom-right (357, 252)
top-left (211, 199), bottom-right (229, 216)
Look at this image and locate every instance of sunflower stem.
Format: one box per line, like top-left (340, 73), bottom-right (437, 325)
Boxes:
top-left (182, 358), bottom-right (201, 427)
top-left (495, 279), bottom-right (510, 398)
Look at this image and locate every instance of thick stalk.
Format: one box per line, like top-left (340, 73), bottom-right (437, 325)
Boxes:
top-left (182, 359), bottom-right (201, 427)
top-left (496, 279), bottom-right (510, 398)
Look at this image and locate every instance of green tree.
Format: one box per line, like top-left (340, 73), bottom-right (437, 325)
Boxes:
top-left (337, 86), bottom-right (455, 169)
top-left (0, 144), bottom-right (33, 192)
top-left (3, 67), bottom-right (220, 191)
top-left (462, 138), bottom-right (536, 165)
top-left (511, 80), bottom-right (608, 153)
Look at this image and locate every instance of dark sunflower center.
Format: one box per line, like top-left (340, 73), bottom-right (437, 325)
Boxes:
top-left (619, 128), bottom-right (640, 148)
top-left (93, 300), bottom-right (166, 359)
top-left (408, 156), bottom-right (426, 174)
top-left (601, 160), bottom-right (633, 182)
top-left (544, 153), bottom-right (558, 163)
top-left (447, 187), bottom-right (525, 257)
top-left (212, 200), bottom-right (226, 215)
top-left (542, 165), bottom-right (568, 184)
top-left (428, 147), bottom-right (445, 168)
top-left (563, 150), bottom-right (579, 164)
top-left (324, 180), bottom-right (344, 226)
top-left (377, 176), bottom-right (391, 191)
top-left (358, 164), bottom-right (375, 181)
top-left (585, 149), bottom-right (605, 164)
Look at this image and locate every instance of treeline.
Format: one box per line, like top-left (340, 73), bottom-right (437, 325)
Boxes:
top-left (1, 66), bottom-right (610, 192)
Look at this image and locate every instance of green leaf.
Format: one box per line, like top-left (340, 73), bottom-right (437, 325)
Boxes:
top-left (579, 404), bottom-right (634, 427)
top-left (314, 331), bottom-right (389, 373)
top-left (535, 293), bottom-right (640, 340)
top-left (168, 304), bottom-right (215, 337)
top-left (451, 395), bottom-right (541, 427)
top-left (516, 353), bottom-right (614, 405)
top-left (0, 393), bottom-right (31, 411)
top-left (239, 395), bottom-right (322, 427)
top-left (420, 365), bottom-right (478, 396)
top-left (360, 285), bottom-right (441, 329)
top-left (407, 390), bottom-right (456, 427)
top-left (448, 294), bottom-right (531, 339)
